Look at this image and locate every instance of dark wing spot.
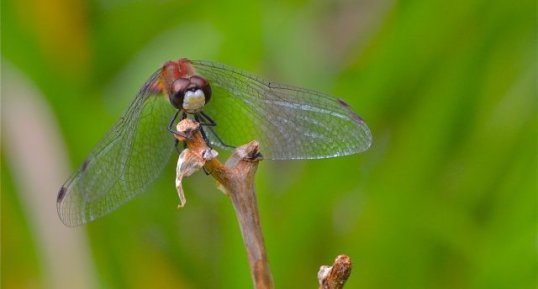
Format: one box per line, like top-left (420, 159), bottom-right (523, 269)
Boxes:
top-left (57, 186), bottom-right (67, 202)
top-left (337, 98), bottom-right (364, 122)
top-left (81, 159), bottom-right (90, 172)
top-left (337, 98), bottom-right (350, 107)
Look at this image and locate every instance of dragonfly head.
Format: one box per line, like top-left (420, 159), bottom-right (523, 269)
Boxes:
top-left (169, 76), bottom-right (212, 112)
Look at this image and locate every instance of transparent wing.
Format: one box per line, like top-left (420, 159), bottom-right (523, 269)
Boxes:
top-left (57, 71), bottom-right (177, 226)
top-left (191, 60), bottom-right (372, 160)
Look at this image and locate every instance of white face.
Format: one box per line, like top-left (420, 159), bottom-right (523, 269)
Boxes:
top-left (182, 89), bottom-right (206, 112)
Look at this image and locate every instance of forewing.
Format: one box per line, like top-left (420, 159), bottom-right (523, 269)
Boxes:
top-left (57, 72), bottom-right (177, 226)
top-left (191, 60), bottom-right (372, 160)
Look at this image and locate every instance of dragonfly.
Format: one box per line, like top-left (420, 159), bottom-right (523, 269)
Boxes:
top-left (57, 58), bottom-right (372, 226)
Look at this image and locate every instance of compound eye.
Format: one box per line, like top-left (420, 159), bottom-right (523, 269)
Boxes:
top-left (170, 78), bottom-right (190, 109)
top-left (171, 78), bottom-right (190, 94)
top-left (189, 76), bottom-right (212, 103)
top-left (189, 75), bottom-right (207, 87)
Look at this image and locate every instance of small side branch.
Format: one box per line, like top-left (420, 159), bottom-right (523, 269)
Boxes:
top-left (175, 119), bottom-right (273, 289)
top-left (318, 255), bottom-right (352, 289)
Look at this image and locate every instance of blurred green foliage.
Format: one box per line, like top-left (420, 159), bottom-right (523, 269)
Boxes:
top-left (2, 0), bottom-right (536, 288)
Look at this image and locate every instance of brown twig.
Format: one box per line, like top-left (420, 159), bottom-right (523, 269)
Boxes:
top-left (175, 119), bottom-right (273, 289)
top-left (175, 119), bottom-right (353, 289)
top-left (318, 255), bottom-right (352, 289)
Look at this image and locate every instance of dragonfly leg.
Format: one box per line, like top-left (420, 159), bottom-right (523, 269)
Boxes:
top-left (168, 110), bottom-right (187, 137)
top-left (194, 114), bottom-right (212, 147)
top-left (198, 111), bottom-right (217, 126)
top-left (167, 110), bottom-right (179, 132)
top-left (197, 112), bottom-right (236, 149)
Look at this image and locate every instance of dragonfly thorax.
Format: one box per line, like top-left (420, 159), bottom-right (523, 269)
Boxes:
top-left (169, 76), bottom-right (212, 112)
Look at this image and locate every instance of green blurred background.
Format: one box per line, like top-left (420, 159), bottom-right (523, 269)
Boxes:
top-left (2, 0), bottom-right (536, 288)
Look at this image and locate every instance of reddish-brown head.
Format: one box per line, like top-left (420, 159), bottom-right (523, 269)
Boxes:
top-left (161, 58), bottom-right (211, 111)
